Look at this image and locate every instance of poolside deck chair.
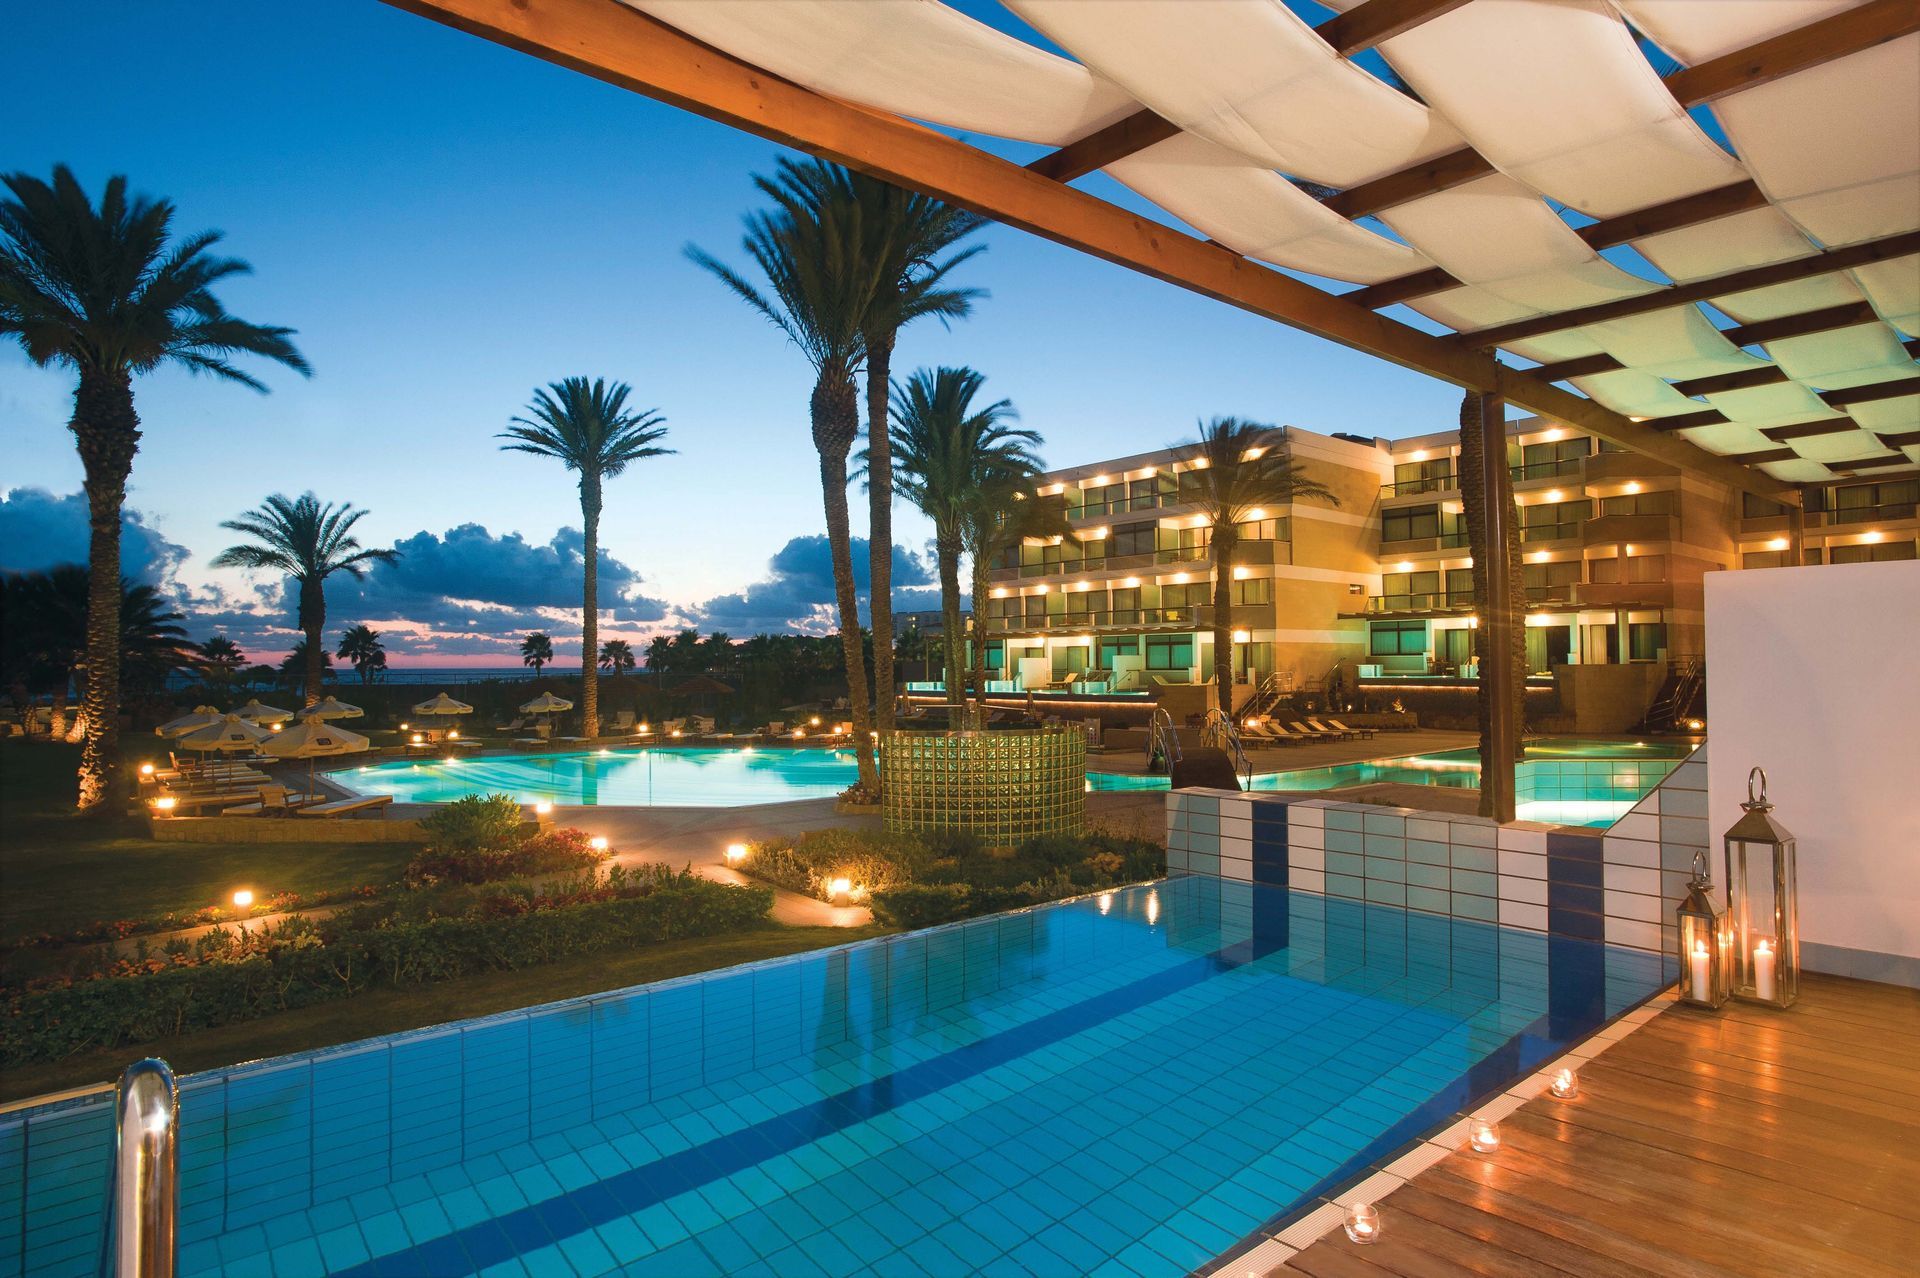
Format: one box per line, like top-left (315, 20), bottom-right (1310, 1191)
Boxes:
top-left (1244, 721), bottom-right (1305, 747)
top-left (152, 786), bottom-right (270, 813)
top-left (610, 710), bottom-right (634, 732)
top-left (760, 721), bottom-right (787, 742)
top-left (222, 785), bottom-right (325, 816)
top-left (1288, 720), bottom-right (1350, 741)
top-left (494, 715), bottom-right (527, 733)
top-left (297, 794), bottom-right (395, 818)
top-left (1323, 717), bottom-right (1376, 740)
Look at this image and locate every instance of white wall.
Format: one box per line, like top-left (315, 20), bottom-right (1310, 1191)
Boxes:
top-left (1705, 561), bottom-right (1920, 978)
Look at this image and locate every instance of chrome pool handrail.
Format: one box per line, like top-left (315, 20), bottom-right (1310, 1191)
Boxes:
top-left (102, 1059), bottom-right (177, 1278)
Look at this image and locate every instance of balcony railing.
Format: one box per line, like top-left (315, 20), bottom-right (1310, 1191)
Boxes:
top-left (1005, 545), bottom-right (1213, 578)
top-left (1509, 457), bottom-right (1585, 483)
top-left (1359, 585), bottom-right (1576, 615)
top-left (1830, 502), bottom-right (1917, 525)
top-left (1381, 473), bottom-right (1457, 498)
top-left (987, 606), bottom-right (1214, 633)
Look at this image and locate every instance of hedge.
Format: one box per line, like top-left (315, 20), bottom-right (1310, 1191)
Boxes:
top-left (3, 880), bottom-right (771, 1066)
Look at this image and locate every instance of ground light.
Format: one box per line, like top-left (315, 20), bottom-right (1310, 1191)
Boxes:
top-left (1550, 1067), bottom-right (1579, 1099)
top-left (139, 762), bottom-right (154, 776)
top-left (589, 837), bottom-right (610, 852)
top-left (1470, 1120), bottom-right (1501, 1153)
top-left (534, 801), bottom-right (552, 818)
top-left (828, 877), bottom-right (852, 902)
top-left (724, 843), bottom-right (747, 864)
top-left (1342, 1203), bottom-right (1380, 1244)
top-left (231, 890), bottom-right (254, 909)
top-left (151, 796), bottom-right (177, 813)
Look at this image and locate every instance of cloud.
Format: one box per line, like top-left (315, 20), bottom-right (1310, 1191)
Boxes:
top-left (693, 534), bottom-right (937, 634)
top-left (0, 487), bottom-right (192, 585)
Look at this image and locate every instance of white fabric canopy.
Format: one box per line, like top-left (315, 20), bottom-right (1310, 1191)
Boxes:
top-left (520, 691), bottom-right (575, 714)
top-left (233, 698), bottom-right (295, 724)
top-left (174, 714), bottom-right (272, 753)
top-left (306, 696), bottom-right (364, 720)
top-left (155, 706), bottom-right (223, 738)
top-left (626, 0), bottom-right (1136, 146)
top-left (265, 716), bottom-right (370, 759)
top-left (412, 692), bottom-right (474, 716)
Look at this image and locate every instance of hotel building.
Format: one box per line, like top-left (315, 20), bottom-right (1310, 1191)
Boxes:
top-left (976, 421), bottom-right (1916, 725)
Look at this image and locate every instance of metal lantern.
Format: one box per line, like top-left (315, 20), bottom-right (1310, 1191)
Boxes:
top-left (1724, 767), bottom-right (1800, 1009)
top-left (1676, 850), bottom-right (1731, 1010)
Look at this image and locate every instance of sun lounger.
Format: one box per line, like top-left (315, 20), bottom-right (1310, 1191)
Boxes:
top-left (494, 716), bottom-right (527, 733)
top-left (1245, 721), bottom-right (1305, 747)
top-left (1323, 717), bottom-right (1376, 740)
top-left (1288, 720), bottom-right (1349, 741)
top-left (152, 786), bottom-right (269, 813)
top-left (222, 786), bottom-right (325, 815)
top-left (512, 737), bottom-right (553, 750)
top-left (610, 710), bottom-right (635, 732)
top-left (297, 794), bottom-right (395, 818)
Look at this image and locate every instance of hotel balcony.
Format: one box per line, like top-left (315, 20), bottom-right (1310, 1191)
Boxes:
top-left (1582, 511), bottom-right (1680, 547)
top-left (1582, 451), bottom-right (1679, 486)
top-left (1572, 581), bottom-right (1676, 610)
top-left (1341, 586), bottom-right (1578, 620)
top-left (986, 605), bottom-right (1215, 635)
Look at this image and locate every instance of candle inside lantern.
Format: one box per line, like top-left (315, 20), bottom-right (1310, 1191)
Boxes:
top-left (1342, 1202), bottom-right (1380, 1245)
top-left (1549, 1067), bottom-right (1579, 1099)
top-left (1469, 1120), bottom-right (1501, 1153)
top-left (1754, 938), bottom-right (1777, 1002)
top-left (1689, 941), bottom-right (1711, 1003)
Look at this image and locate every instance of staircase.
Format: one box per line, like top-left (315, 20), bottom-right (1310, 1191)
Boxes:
top-left (1635, 657), bottom-right (1706, 733)
top-left (1238, 671), bottom-right (1294, 721)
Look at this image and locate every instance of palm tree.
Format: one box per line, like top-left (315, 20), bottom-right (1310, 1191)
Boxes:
top-left (599, 639), bottom-right (636, 676)
top-left (1179, 418), bottom-right (1338, 716)
top-left (521, 632), bottom-right (554, 674)
top-left (777, 162), bottom-right (987, 736)
top-left (2, 566), bottom-right (196, 740)
top-left (886, 367), bottom-right (1041, 704)
top-left (689, 170), bottom-right (891, 794)
top-left (199, 635), bottom-right (246, 684)
top-left (0, 166), bottom-right (308, 808)
top-left (962, 477), bottom-right (1073, 697)
top-left (336, 624), bottom-right (387, 685)
top-left (279, 640), bottom-right (332, 691)
top-left (212, 494), bottom-right (398, 707)
top-left (499, 378), bottom-right (670, 738)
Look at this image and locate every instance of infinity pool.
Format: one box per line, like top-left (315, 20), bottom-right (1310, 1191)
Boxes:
top-left (4, 878), bottom-right (1669, 1277)
top-left (345, 739), bottom-right (1687, 823)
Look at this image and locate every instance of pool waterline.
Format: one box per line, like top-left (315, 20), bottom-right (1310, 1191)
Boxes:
top-left (344, 738), bottom-right (1689, 827)
top-left (3, 877), bottom-right (1673, 1278)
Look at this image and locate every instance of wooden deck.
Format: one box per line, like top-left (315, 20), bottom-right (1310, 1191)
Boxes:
top-left (1275, 973), bottom-right (1920, 1277)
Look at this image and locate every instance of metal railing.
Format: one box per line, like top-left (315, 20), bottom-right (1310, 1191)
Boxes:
top-left (102, 1059), bottom-right (177, 1278)
top-left (1200, 708), bottom-right (1253, 787)
top-left (986, 606), bottom-right (1216, 633)
top-left (1146, 706), bottom-right (1180, 775)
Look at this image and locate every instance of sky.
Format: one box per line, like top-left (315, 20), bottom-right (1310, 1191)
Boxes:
top-left (3, 0), bottom-right (1470, 666)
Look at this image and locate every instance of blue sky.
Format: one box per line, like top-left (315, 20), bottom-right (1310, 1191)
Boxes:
top-left (3, 0), bottom-right (1467, 663)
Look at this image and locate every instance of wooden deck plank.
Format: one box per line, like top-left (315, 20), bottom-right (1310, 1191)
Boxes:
top-left (1270, 975), bottom-right (1920, 1276)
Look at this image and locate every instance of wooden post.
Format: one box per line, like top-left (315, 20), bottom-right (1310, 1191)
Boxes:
top-left (1478, 392), bottom-right (1519, 825)
top-left (1788, 500), bottom-right (1807, 565)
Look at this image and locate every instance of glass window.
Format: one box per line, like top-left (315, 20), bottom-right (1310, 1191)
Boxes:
top-left (1628, 622), bottom-right (1667, 662)
top-left (1742, 492), bottom-right (1789, 518)
top-left (1392, 457), bottom-right (1454, 495)
top-left (1524, 560), bottom-right (1582, 596)
top-left (1110, 587), bottom-right (1141, 622)
top-left (1383, 503), bottom-right (1441, 542)
top-left (1520, 499), bottom-right (1591, 542)
top-left (1382, 570), bottom-right (1440, 607)
top-left (1145, 636), bottom-right (1193, 669)
top-left (1444, 567), bottom-right (1474, 605)
top-left (1110, 521), bottom-right (1156, 557)
top-left (1600, 489), bottom-right (1675, 517)
top-left (1127, 478), bottom-right (1159, 511)
top-left (1516, 435), bottom-right (1591, 480)
top-left (1369, 621), bottom-right (1425, 656)
top-left (1831, 540), bottom-right (1917, 563)
top-left (1232, 577), bottom-right (1273, 606)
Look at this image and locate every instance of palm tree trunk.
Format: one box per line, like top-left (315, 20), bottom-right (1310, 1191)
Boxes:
top-left (970, 558), bottom-right (991, 699)
top-left (865, 334), bottom-right (897, 737)
top-left (580, 474), bottom-right (602, 739)
top-left (72, 369), bottom-right (140, 811)
top-left (936, 525), bottom-right (964, 707)
top-left (300, 579), bottom-right (325, 707)
top-left (812, 377), bottom-right (877, 793)
top-left (1211, 532), bottom-right (1237, 718)
top-left (48, 679), bottom-right (69, 740)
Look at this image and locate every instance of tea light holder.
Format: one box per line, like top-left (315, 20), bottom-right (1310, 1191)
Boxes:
top-left (1469, 1120), bottom-right (1501, 1154)
top-left (1342, 1202), bottom-right (1380, 1245)
top-left (1549, 1067), bottom-right (1579, 1100)
top-left (1724, 767), bottom-right (1799, 1009)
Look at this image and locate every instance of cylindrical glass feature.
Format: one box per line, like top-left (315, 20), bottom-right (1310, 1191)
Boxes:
top-left (880, 728), bottom-right (1087, 847)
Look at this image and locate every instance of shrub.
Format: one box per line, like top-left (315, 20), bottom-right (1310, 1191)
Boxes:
top-left (2, 876), bottom-right (772, 1066)
top-left (419, 793), bottom-right (524, 854)
top-left (868, 884), bottom-right (971, 929)
top-left (405, 820), bottom-right (603, 888)
top-left (742, 828), bottom-right (925, 902)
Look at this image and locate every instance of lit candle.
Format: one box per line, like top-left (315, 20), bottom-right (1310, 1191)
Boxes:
top-left (1689, 941), bottom-right (1711, 1003)
top-left (1754, 938), bottom-right (1777, 1002)
top-left (1469, 1120), bottom-right (1501, 1154)
top-left (1549, 1067), bottom-right (1578, 1099)
top-left (1342, 1202), bottom-right (1380, 1245)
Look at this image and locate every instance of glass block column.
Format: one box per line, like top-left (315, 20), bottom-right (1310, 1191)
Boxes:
top-left (880, 728), bottom-right (1087, 846)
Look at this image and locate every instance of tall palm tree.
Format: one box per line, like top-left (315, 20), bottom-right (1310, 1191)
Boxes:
top-left (0, 166), bottom-right (308, 808)
top-left (689, 172), bottom-right (891, 794)
top-left (199, 635), bottom-right (246, 684)
top-left (599, 639), bottom-right (636, 676)
top-left (1180, 418), bottom-right (1338, 716)
top-left (886, 367), bottom-right (1041, 704)
top-left (278, 640), bottom-right (332, 692)
top-left (521, 632), bottom-right (554, 674)
top-left (777, 161), bottom-right (987, 736)
top-left (499, 377), bottom-right (670, 739)
top-left (336, 623), bottom-right (387, 685)
top-left (212, 494), bottom-right (398, 707)
top-left (962, 477), bottom-right (1073, 697)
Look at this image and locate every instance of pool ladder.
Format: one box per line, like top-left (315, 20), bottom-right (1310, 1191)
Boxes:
top-left (100, 1059), bottom-right (177, 1278)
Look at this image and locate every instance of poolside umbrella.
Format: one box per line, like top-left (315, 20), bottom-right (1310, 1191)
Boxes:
top-left (306, 696), bottom-right (364, 720)
top-left (233, 698), bottom-right (295, 725)
top-left (173, 713), bottom-right (272, 754)
top-left (519, 692), bottom-right (573, 714)
top-left (265, 712), bottom-right (370, 788)
top-left (155, 705), bottom-right (224, 738)
top-left (412, 692), bottom-right (473, 717)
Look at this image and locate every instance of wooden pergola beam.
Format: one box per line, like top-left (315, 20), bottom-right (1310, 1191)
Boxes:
top-left (1323, 2), bottom-right (1918, 220)
top-left (1464, 233), bottom-right (1920, 347)
top-left (1025, 0), bottom-right (1472, 183)
top-left (380, 0), bottom-right (1795, 499)
top-left (1763, 419), bottom-right (1860, 442)
top-left (1823, 378), bottom-right (1920, 408)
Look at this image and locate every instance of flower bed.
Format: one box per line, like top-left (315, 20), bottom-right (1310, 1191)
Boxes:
top-left (741, 827), bottom-right (1164, 927)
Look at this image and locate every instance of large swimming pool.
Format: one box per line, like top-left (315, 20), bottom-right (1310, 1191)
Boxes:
top-left (346, 738), bottom-right (1688, 827)
top-left (4, 878), bottom-right (1669, 1278)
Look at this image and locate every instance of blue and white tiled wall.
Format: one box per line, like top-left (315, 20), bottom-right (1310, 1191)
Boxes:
top-left (1166, 745), bottom-right (1711, 955)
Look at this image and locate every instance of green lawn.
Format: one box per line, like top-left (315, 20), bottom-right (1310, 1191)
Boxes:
top-left (0, 924), bottom-right (892, 1103)
top-left (0, 739), bottom-right (417, 941)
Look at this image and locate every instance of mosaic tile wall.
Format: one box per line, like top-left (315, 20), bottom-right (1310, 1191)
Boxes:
top-left (1166, 745), bottom-right (1710, 956)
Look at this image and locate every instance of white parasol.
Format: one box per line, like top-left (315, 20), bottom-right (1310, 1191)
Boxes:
top-left (155, 705), bottom-right (224, 738)
top-left (519, 692), bottom-right (574, 714)
top-left (306, 696), bottom-right (365, 720)
top-left (412, 692), bottom-right (473, 716)
top-left (173, 714), bottom-right (273, 754)
top-left (266, 712), bottom-right (371, 788)
top-left (233, 698), bottom-right (296, 724)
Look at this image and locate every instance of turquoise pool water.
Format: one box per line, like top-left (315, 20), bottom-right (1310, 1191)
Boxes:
top-left (346, 739), bottom-right (1686, 823)
top-left (2, 878), bottom-right (1670, 1277)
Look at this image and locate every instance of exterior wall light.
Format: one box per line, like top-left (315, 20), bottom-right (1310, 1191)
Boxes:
top-left (1725, 767), bottom-right (1799, 1008)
